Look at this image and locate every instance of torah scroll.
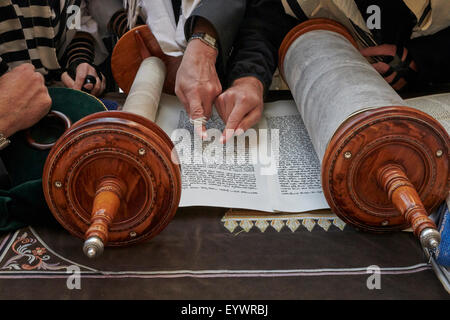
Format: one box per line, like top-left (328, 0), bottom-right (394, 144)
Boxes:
top-left (122, 56), bottom-right (166, 122)
top-left (279, 19), bottom-right (449, 250)
top-left (42, 26), bottom-right (181, 259)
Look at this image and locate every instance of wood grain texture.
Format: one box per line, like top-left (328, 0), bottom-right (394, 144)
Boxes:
top-left (377, 164), bottom-right (437, 236)
top-left (279, 19), bottom-right (449, 234)
top-left (321, 106), bottom-right (449, 232)
top-left (42, 111), bottom-right (182, 247)
top-left (85, 177), bottom-right (127, 243)
top-left (111, 25), bottom-right (181, 95)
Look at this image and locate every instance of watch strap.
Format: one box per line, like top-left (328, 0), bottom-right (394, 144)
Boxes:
top-left (189, 32), bottom-right (218, 51)
top-left (0, 133), bottom-right (11, 150)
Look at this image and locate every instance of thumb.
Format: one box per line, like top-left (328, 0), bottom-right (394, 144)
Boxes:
top-left (61, 72), bottom-right (75, 88)
top-left (74, 66), bottom-right (88, 90)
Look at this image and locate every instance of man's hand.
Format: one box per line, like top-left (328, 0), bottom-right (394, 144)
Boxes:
top-left (0, 64), bottom-right (52, 137)
top-left (175, 39), bottom-right (221, 138)
top-left (360, 44), bottom-right (417, 91)
top-left (175, 17), bottom-right (222, 138)
top-left (61, 62), bottom-right (106, 96)
top-left (215, 77), bottom-right (264, 144)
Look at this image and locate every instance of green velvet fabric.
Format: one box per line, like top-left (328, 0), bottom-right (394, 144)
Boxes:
top-left (0, 179), bottom-right (48, 232)
top-left (0, 88), bottom-right (106, 233)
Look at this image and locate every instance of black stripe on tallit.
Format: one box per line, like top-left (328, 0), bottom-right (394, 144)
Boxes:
top-left (0, 29), bottom-right (25, 45)
top-left (0, 5), bottom-right (19, 23)
top-left (1, 49), bottom-right (30, 63)
top-left (286, 0), bottom-right (308, 22)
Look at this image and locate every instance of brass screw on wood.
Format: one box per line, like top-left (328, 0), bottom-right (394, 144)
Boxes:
top-left (138, 148), bottom-right (146, 156)
top-left (381, 220), bottom-right (389, 226)
top-left (436, 149), bottom-right (443, 157)
top-left (55, 181), bottom-right (62, 188)
top-left (129, 231), bottom-right (137, 238)
top-left (344, 151), bottom-right (352, 159)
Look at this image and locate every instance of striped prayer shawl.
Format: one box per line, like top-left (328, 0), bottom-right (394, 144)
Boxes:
top-left (0, 0), bottom-right (93, 79)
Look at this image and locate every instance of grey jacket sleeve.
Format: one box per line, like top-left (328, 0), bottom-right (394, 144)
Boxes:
top-left (184, 0), bottom-right (246, 71)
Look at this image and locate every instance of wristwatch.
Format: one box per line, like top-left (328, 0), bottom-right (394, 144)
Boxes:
top-left (189, 32), bottom-right (218, 51)
top-left (0, 133), bottom-right (10, 150)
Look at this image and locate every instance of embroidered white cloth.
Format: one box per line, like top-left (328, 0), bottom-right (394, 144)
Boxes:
top-left (140, 0), bottom-right (201, 57)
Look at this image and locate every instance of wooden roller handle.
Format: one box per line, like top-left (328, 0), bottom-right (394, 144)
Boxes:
top-left (85, 177), bottom-right (126, 245)
top-left (377, 164), bottom-right (437, 237)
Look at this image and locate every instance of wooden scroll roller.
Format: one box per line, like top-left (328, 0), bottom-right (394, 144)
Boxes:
top-left (111, 25), bottom-right (180, 95)
top-left (42, 26), bottom-right (181, 258)
top-left (279, 19), bottom-right (449, 250)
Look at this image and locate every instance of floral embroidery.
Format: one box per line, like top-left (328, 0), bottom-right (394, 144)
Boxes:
top-left (32, 247), bottom-right (46, 256)
top-left (1, 232), bottom-right (68, 271)
top-left (0, 228), bottom-right (98, 277)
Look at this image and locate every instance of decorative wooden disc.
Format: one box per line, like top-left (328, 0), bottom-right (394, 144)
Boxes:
top-left (322, 106), bottom-right (449, 232)
top-left (111, 25), bottom-right (163, 94)
top-left (42, 111), bottom-right (182, 246)
top-left (278, 18), bottom-right (449, 234)
top-left (111, 25), bottom-right (180, 95)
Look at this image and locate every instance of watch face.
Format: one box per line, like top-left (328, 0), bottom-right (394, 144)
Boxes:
top-left (191, 32), bottom-right (217, 49)
top-left (204, 34), bottom-right (216, 44)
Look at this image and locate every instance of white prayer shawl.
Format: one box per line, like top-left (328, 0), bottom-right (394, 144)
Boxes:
top-left (140, 0), bottom-right (202, 57)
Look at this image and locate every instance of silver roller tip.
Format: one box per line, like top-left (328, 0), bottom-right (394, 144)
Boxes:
top-left (420, 228), bottom-right (441, 251)
top-left (83, 236), bottom-right (104, 258)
